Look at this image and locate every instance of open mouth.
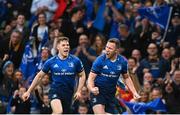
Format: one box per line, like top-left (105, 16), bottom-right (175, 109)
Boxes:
top-left (106, 52), bottom-right (110, 56)
top-left (64, 49), bottom-right (69, 53)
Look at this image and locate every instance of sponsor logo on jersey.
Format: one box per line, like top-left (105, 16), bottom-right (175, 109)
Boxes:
top-left (53, 64), bottom-right (59, 68)
top-left (103, 65), bottom-right (108, 69)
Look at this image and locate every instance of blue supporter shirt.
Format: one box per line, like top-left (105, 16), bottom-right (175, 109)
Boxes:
top-left (42, 54), bottom-right (84, 93)
top-left (91, 54), bottom-right (128, 97)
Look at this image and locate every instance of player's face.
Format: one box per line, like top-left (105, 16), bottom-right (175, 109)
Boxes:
top-left (105, 42), bottom-right (117, 59)
top-left (57, 40), bottom-right (70, 58)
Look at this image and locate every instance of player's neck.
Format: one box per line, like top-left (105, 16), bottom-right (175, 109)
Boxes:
top-left (58, 53), bottom-right (68, 60)
top-left (110, 54), bottom-right (118, 62)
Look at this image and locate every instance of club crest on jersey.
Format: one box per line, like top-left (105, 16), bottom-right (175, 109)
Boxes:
top-left (68, 62), bottom-right (74, 68)
top-left (117, 65), bottom-right (122, 70)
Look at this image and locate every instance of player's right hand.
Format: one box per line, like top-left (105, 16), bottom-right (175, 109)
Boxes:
top-left (91, 87), bottom-right (99, 95)
top-left (22, 92), bottom-right (30, 101)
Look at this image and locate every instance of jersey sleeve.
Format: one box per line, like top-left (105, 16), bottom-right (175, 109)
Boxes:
top-left (91, 56), bottom-right (102, 74)
top-left (42, 59), bottom-right (51, 73)
top-left (75, 57), bottom-right (84, 73)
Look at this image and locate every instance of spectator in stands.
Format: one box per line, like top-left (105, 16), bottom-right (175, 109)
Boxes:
top-left (128, 57), bottom-right (141, 92)
top-left (165, 12), bottom-right (180, 47)
top-left (78, 102), bottom-right (89, 114)
top-left (131, 89), bottom-right (150, 103)
top-left (143, 72), bottom-right (154, 83)
top-left (45, 29), bottom-right (57, 55)
top-left (71, 34), bottom-right (96, 76)
top-left (163, 70), bottom-right (180, 113)
top-left (11, 87), bottom-right (31, 114)
top-left (45, 28), bottom-right (63, 56)
top-left (5, 0), bottom-right (32, 20)
top-left (128, 57), bottom-right (139, 74)
top-left (15, 14), bottom-right (30, 44)
top-left (150, 87), bottom-right (163, 100)
top-left (12, 69), bottom-right (25, 89)
top-left (161, 48), bottom-right (172, 61)
top-left (131, 49), bottom-right (142, 63)
top-left (139, 90), bottom-right (149, 103)
top-left (35, 92), bottom-right (52, 114)
top-left (137, 43), bottom-right (170, 85)
top-left (91, 33), bottom-right (106, 56)
top-left (31, 12), bottom-right (49, 54)
top-left (72, 86), bottom-right (92, 114)
top-left (150, 30), bottom-right (162, 47)
top-left (0, 30), bottom-right (25, 69)
top-left (60, 6), bottom-right (86, 49)
top-left (143, 81), bottom-right (152, 93)
top-left (35, 47), bottom-right (51, 73)
top-left (118, 24), bottom-right (140, 58)
top-left (9, 18), bottom-right (17, 29)
top-left (0, 24), bottom-right (12, 41)
top-left (30, 0), bottom-right (58, 22)
top-left (0, 61), bottom-right (16, 113)
top-left (135, 18), bottom-right (154, 56)
top-left (35, 74), bottom-right (51, 100)
top-left (148, 87), bottom-right (167, 114)
top-left (170, 46), bottom-right (177, 58)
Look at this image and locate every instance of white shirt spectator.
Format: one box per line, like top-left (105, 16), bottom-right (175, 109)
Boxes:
top-left (31, 0), bottom-right (58, 22)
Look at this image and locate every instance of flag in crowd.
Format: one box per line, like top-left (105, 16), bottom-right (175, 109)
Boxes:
top-left (19, 42), bottom-right (36, 80)
top-left (138, 5), bottom-right (173, 29)
top-left (123, 98), bottom-right (167, 114)
top-left (93, 0), bottom-right (106, 31)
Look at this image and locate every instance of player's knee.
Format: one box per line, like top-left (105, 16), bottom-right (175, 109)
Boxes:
top-left (93, 104), bottom-right (106, 114)
top-left (52, 109), bottom-right (63, 114)
top-left (51, 99), bottom-right (63, 114)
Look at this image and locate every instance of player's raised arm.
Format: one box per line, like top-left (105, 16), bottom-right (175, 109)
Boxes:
top-left (22, 70), bottom-right (46, 101)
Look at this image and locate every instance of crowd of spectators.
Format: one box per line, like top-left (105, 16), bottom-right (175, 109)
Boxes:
top-left (0, 0), bottom-right (179, 114)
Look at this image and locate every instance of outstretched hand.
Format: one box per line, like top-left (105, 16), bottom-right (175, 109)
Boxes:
top-left (22, 92), bottom-right (30, 102)
top-left (74, 91), bottom-right (82, 100)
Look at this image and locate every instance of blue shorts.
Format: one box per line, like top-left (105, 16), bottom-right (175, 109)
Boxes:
top-left (90, 93), bottom-right (117, 114)
top-left (49, 88), bottom-right (73, 113)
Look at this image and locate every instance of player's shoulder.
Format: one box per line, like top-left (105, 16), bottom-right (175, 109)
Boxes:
top-left (69, 54), bottom-right (81, 61)
top-left (45, 56), bottom-right (57, 64)
top-left (48, 56), bottom-right (57, 61)
top-left (117, 55), bottom-right (128, 62)
top-left (96, 53), bottom-right (106, 60)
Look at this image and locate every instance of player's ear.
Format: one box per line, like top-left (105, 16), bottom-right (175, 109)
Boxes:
top-left (56, 43), bottom-right (59, 50)
top-left (115, 48), bottom-right (120, 54)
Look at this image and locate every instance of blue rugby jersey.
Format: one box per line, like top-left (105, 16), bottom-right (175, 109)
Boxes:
top-left (42, 54), bottom-right (84, 92)
top-left (91, 54), bottom-right (128, 96)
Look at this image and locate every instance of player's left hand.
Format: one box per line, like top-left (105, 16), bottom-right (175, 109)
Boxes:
top-left (74, 91), bottom-right (82, 100)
